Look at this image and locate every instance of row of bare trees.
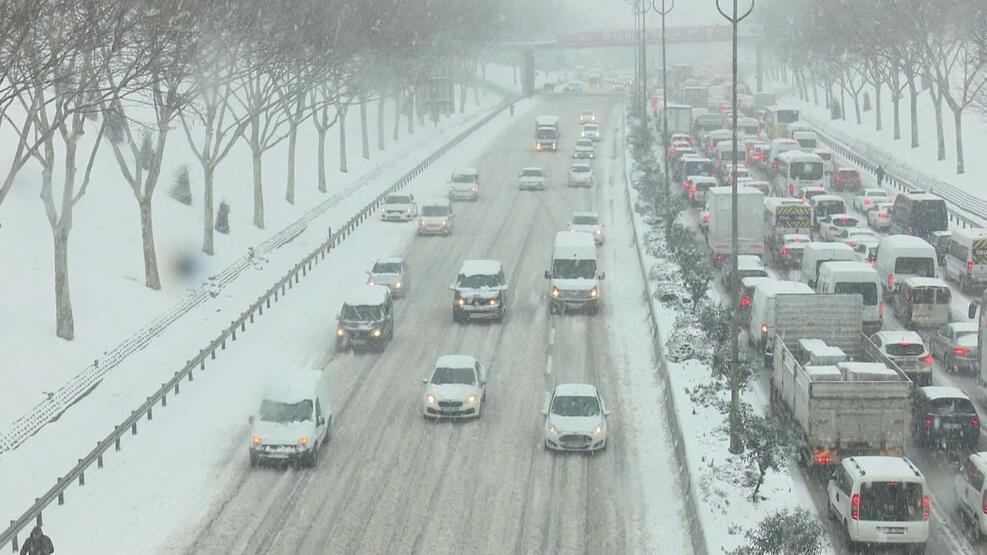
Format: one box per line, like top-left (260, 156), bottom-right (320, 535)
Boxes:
top-left (0, 0), bottom-right (505, 340)
top-left (759, 0), bottom-right (987, 175)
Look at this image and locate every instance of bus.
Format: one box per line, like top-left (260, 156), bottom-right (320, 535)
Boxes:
top-left (762, 106), bottom-right (801, 139)
top-left (771, 151), bottom-right (825, 197)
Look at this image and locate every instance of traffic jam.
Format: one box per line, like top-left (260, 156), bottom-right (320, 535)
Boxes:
top-left (659, 79), bottom-right (987, 552)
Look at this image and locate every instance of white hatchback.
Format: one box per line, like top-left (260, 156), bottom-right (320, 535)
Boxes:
top-left (422, 355), bottom-right (487, 419)
top-left (568, 212), bottom-right (603, 245)
top-left (853, 188), bottom-right (891, 213)
top-left (567, 163), bottom-right (594, 187)
top-left (543, 384), bottom-right (609, 452)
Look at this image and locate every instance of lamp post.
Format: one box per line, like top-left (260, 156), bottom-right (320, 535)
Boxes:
top-left (654, 0), bottom-right (674, 230)
top-left (632, 0), bottom-right (653, 120)
top-left (715, 0), bottom-right (754, 456)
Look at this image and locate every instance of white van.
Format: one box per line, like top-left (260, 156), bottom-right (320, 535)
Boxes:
top-left (943, 227), bottom-right (987, 293)
top-left (809, 194), bottom-right (846, 228)
top-left (784, 121), bottom-right (813, 138)
top-left (816, 261), bottom-right (882, 333)
top-left (545, 231), bottom-right (604, 315)
top-left (791, 130), bottom-right (818, 151)
top-left (768, 138), bottom-right (800, 170)
top-left (801, 242), bottom-right (857, 288)
top-left (772, 151), bottom-right (825, 198)
top-left (748, 280), bottom-right (814, 356)
top-left (875, 235), bottom-right (938, 297)
top-left (828, 456), bottom-right (930, 550)
top-left (249, 370), bottom-right (333, 467)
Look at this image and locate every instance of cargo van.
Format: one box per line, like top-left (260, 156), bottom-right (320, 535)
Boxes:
top-left (545, 231), bottom-right (604, 314)
top-left (249, 370), bottom-right (333, 467)
top-left (784, 121), bottom-right (813, 138)
top-left (791, 130), bottom-right (818, 151)
top-left (801, 242), bottom-right (857, 288)
top-left (809, 194), bottom-right (846, 227)
top-left (748, 280), bottom-right (815, 355)
top-left (768, 138), bottom-right (800, 171)
top-left (772, 151), bottom-right (825, 197)
top-left (813, 148), bottom-right (836, 181)
top-left (875, 235), bottom-right (938, 298)
top-left (890, 192), bottom-right (948, 241)
top-left (816, 261), bottom-right (883, 333)
top-left (943, 227), bottom-right (987, 293)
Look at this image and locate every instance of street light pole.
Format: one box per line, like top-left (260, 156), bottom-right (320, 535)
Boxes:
top-left (654, 0), bottom-right (674, 231)
top-left (633, 0), bottom-right (654, 121)
top-left (716, 0), bottom-right (754, 456)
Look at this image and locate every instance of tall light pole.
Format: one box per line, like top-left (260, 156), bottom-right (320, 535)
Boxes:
top-left (716, 0), bottom-right (754, 456)
top-left (632, 0), bottom-right (653, 120)
top-left (654, 0), bottom-right (674, 231)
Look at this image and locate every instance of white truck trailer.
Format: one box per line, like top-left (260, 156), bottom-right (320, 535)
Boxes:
top-left (706, 186), bottom-right (765, 265)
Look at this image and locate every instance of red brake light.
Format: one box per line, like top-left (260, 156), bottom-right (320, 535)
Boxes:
top-left (715, 254), bottom-right (723, 262)
top-left (879, 303), bottom-right (884, 315)
top-left (864, 199), bottom-right (871, 205)
top-left (923, 354), bottom-right (933, 365)
top-left (703, 213), bottom-right (710, 223)
top-left (887, 275), bottom-right (894, 287)
top-left (741, 295), bottom-right (751, 307)
top-left (982, 490), bottom-right (987, 515)
top-left (968, 260), bottom-right (974, 273)
top-left (852, 493), bottom-right (860, 520)
top-left (973, 415), bottom-right (980, 428)
top-left (924, 416), bottom-right (933, 428)
top-left (955, 347), bottom-right (969, 356)
top-left (923, 496), bottom-right (930, 521)
top-left (781, 247), bottom-right (789, 256)
top-left (879, 213), bottom-right (887, 219)
top-left (814, 454), bottom-right (831, 465)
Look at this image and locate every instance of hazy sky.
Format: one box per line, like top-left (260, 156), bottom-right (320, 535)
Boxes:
top-left (563, 0), bottom-right (736, 31)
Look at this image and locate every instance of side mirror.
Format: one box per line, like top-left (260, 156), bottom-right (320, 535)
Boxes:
top-left (421, 377), bottom-right (429, 383)
top-left (604, 410), bottom-right (611, 417)
top-left (500, 285), bottom-right (509, 292)
top-left (335, 312), bottom-right (341, 320)
top-left (481, 379), bottom-right (487, 386)
top-left (544, 270), bottom-right (551, 280)
top-left (317, 417), bottom-right (325, 427)
top-left (448, 283), bottom-right (456, 291)
top-left (248, 415), bottom-right (255, 425)
top-left (969, 302), bottom-right (978, 320)
top-left (540, 408), bottom-right (548, 416)
top-left (598, 272), bottom-right (606, 280)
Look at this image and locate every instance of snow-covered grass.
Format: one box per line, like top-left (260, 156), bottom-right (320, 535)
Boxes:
top-left (0, 93), bottom-right (544, 554)
top-left (0, 69), bottom-right (516, 431)
top-left (621, 115), bottom-right (830, 554)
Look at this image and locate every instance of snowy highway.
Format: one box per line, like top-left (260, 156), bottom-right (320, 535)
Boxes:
top-left (177, 95), bottom-right (692, 554)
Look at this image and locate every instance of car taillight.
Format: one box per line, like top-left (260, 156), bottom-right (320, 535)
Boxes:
top-left (956, 347), bottom-right (969, 356)
top-left (924, 416), bottom-right (933, 428)
top-left (789, 184), bottom-right (795, 196)
top-left (879, 213), bottom-right (887, 219)
top-left (887, 275), bottom-right (894, 287)
top-left (923, 496), bottom-right (930, 521)
top-left (716, 254), bottom-right (723, 262)
top-left (691, 189), bottom-right (696, 199)
top-left (814, 454), bottom-right (831, 465)
top-left (781, 247), bottom-right (789, 256)
top-left (703, 213), bottom-right (710, 222)
top-left (923, 354), bottom-right (933, 365)
top-left (973, 415), bottom-right (980, 428)
top-left (864, 199), bottom-right (871, 205)
top-left (982, 490), bottom-right (987, 515)
top-left (852, 493), bottom-right (860, 520)
top-left (741, 296), bottom-right (751, 307)
top-left (879, 303), bottom-right (884, 315)
top-left (968, 260), bottom-right (974, 273)
top-left (772, 161), bottom-right (779, 171)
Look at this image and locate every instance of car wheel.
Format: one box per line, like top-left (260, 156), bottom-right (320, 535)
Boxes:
top-left (306, 445), bottom-right (318, 467)
top-left (249, 451), bottom-right (259, 468)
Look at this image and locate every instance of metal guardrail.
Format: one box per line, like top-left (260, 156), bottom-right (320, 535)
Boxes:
top-left (0, 93), bottom-right (520, 553)
top-left (801, 113), bottom-right (987, 230)
top-left (620, 110), bottom-right (709, 555)
top-left (0, 89), bottom-right (506, 457)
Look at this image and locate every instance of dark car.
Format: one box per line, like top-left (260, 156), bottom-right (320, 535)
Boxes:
top-left (890, 192), bottom-right (948, 241)
top-left (335, 286), bottom-right (395, 352)
top-left (912, 386), bottom-right (980, 450)
top-left (832, 168), bottom-right (861, 192)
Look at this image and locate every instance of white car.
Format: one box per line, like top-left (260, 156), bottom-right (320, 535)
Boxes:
top-left (418, 199), bottom-right (454, 235)
top-left (422, 355), bottom-right (487, 419)
top-left (567, 163), bottom-right (594, 187)
top-left (578, 110), bottom-right (597, 124)
top-left (837, 228), bottom-right (881, 246)
top-left (721, 254), bottom-right (768, 286)
top-left (573, 138), bottom-right (595, 159)
top-left (543, 383), bottom-right (608, 452)
top-left (581, 123), bottom-right (601, 141)
top-left (367, 257), bottom-right (409, 298)
top-left (853, 188), bottom-right (891, 213)
top-left (380, 193), bottom-right (417, 221)
top-left (569, 212), bottom-right (603, 245)
top-left (519, 166), bottom-right (548, 190)
top-left (816, 213), bottom-right (860, 242)
top-left (867, 202), bottom-right (893, 231)
top-left (870, 330), bottom-right (932, 386)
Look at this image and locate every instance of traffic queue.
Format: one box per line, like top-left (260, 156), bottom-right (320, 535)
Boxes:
top-left (658, 78), bottom-right (987, 551)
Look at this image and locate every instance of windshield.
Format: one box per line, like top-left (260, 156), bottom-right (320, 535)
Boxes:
top-left (685, 161), bottom-right (714, 175)
top-left (458, 273), bottom-right (501, 288)
top-left (572, 215), bottom-right (598, 225)
top-left (451, 174), bottom-right (476, 183)
top-left (583, 124), bottom-right (598, 132)
top-left (931, 397), bottom-right (976, 415)
top-left (816, 201), bottom-right (845, 217)
top-left (885, 342), bottom-right (925, 356)
top-left (371, 262), bottom-right (401, 274)
top-left (834, 282), bottom-right (878, 306)
top-left (571, 166), bottom-right (590, 174)
top-left (791, 161), bottom-right (823, 180)
top-left (342, 304), bottom-right (382, 321)
top-left (422, 205), bottom-right (449, 217)
top-left (776, 109), bottom-right (799, 124)
top-left (894, 258), bottom-right (935, 277)
top-left (858, 481), bottom-right (924, 522)
top-left (536, 129), bottom-right (557, 140)
top-left (259, 399), bottom-right (313, 423)
top-left (909, 287), bottom-right (950, 305)
top-left (552, 259), bottom-right (597, 279)
top-left (576, 140), bottom-right (593, 148)
top-left (385, 195), bottom-right (411, 205)
top-left (552, 395), bottom-right (600, 417)
top-left (913, 200), bottom-right (948, 231)
top-left (431, 367), bottom-right (475, 385)
top-left (796, 138), bottom-right (817, 149)
top-left (521, 169), bottom-right (544, 177)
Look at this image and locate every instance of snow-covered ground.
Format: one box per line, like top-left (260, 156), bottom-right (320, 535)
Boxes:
top-left (621, 115), bottom-right (830, 554)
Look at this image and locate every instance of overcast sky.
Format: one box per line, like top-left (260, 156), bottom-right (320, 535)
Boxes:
top-left (563, 0), bottom-right (736, 31)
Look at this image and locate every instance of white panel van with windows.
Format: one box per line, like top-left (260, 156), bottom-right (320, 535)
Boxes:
top-left (816, 261), bottom-right (883, 334)
top-left (875, 235), bottom-right (939, 299)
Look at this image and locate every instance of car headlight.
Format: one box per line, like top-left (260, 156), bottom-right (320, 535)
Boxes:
top-left (449, 185), bottom-right (454, 191)
top-left (425, 393), bottom-right (437, 406)
top-left (471, 186), bottom-right (477, 192)
top-left (589, 287), bottom-right (598, 298)
top-left (368, 280), bottom-right (374, 286)
top-left (548, 424), bottom-right (559, 435)
top-left (404, 208), bottom-right (411, 214)
top-left (466, 394), bottom-right (478, 405)
top-left (419, 219), bottom-right (426, 226)
top-left (441, 219), bottom-right (449, 227)
top-left (488, 298), bottom-right (498, 306)
top-left (592, 425), bottom-right (603, 436)
top-left (336, 327), bottom-right (345, 337)
top-left (395, 281), bottom-right (402, 288)
top-left (371, 328), bottom-right (382, 337)
top-left (298, 436), bottom-right (310, 447)
top-left (552, 287), bottom-right (560, 298)
top-left (252, 435), bottom-right (262, 446)
top-left (595, 228), bottom-right (601, 234)
top-left (456, 297), bottom-right (465, 307)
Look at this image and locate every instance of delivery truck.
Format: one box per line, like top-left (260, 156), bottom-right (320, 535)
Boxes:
top-left (706, 186), bottom-right (764, 265)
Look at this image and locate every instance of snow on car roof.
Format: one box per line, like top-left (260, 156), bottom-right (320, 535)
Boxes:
top-left (900, 277), bottom-right (949, 289)
top-left (920, 386), bottom-right (968, 401)
top-left (459, 259), bottom-right (503, 276)
top-left (572, 211), bottom-right (599, 219)
top-left (570, 163), bottom-right (591, 170)
top-left (344, 285), bottom-right (390, 306)
top-left (264, 370), bottom-right (325, 403)
top-left (736, 255), bottom-right (764, 270)
top-left (435, 354), bottom-right (478, 369)
top-left (879, 234), bottom-right (934, 249)
top-left (522, 166), bottom-right (545, 173)
top-left (687, 175), bottom-right (718, 182)
top-left (860, 188), bottom-right (888, 195)
top-left (873, 330), bottom-right (924, 345)
top-left (756, 280), bottom-right (814, 297)
top-left (782, 233), bottom-right (811, 241)
top-left (951, 227), bottom-right (987, 241)
top-left (555, 230), bottom-right (596, 248)
top-left (775, 150), bottom-right (822, 162)
top-left (554, 383), bottom-right (598, 397)
top-left (375, 257), bottom-right (404, 265)
top-left (421, 198), bottom-right (451, 207)
top-left (819, 261), bottom-right (875, 274)
top-left (384, 193), bottom-right (412, 202)
top-left (949, 322), bottom-right (979, 333)
top-left (845, 456), bottom-right (923, 481)
top-left (741, 276), bottom-right (773, 288)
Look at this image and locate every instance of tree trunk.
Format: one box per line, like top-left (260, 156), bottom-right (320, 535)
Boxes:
top-left (954, 108), bottom-right (965, 174)
top-left (907, 75), bottom-right (919, 148)
top-left (338, 105), bottom-right (348, 173)
top-left (360, 97), bottom-right (370, 160)
top-left (931, 90), bottom-right (945, 161)
top-left (251, 145), bottom-right (265, 229)
top-left (138, 198), bottom-right (161, 290)
top-left (473, 83), bottom-right (480, 106)
top-left (459, 83), bottom-right (467, 113)
top-left (53, 224), bottom-right (74, 340)
top-left (286, 123), bottom-right (297, 204)
top-left (891, 72), bottom-right (901, 140)
top-left (316, 127), bottom-right (327, 192)
top-left (512, 64), bottom-right (517, 85)
top-left (839, 85), bottom-right (847, 121)
top-left (811, 81), bottom-right (819, 106)
top-left (393, 91), bottom-right (401, 141)
top-left (203, 165), bottom-right (215, 255)
top-left (852, 92), bottom-right (862, 124)
top-left (874, 81), bottom-right (882, 132)
top-left (377, 96), bottom-right (386, 151)
top-left (407, 89), bottom-right (415, 134)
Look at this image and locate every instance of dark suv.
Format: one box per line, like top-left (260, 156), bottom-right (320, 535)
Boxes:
top-left (912, 386), bottom-right (979, 450)
top-left (335, 285), bottom-right (394, 352)
top-left (451, 259), bottom-right (508, 323)
top-left (890, 192), bottom-right (948, 241)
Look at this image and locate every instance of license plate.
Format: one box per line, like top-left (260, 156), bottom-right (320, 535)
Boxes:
top-left (880, 527), bottom-right (906, 535)
top-left (944, 423), bottom-right (961, 430)
top-left (350, 338), bottom-right (366, 345)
